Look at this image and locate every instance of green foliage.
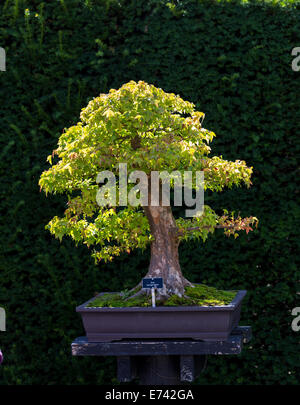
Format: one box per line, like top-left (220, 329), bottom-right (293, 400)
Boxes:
top-left (164, 284), bottom-right (236, 306)
top-left (39, 80), bottom-right (256, 262)
top-left (0, 0), bottom-right (299, 385)
top-left (86, 284), bottom-right (236, 307)
top-left (87, 291), bottom-right (150, 308)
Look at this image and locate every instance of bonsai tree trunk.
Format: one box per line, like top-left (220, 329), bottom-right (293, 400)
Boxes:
top-left (143, 204), bottom-right (192, 300)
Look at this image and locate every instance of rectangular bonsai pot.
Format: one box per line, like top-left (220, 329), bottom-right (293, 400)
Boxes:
top-left (76, 290), bottom-right (247, 342)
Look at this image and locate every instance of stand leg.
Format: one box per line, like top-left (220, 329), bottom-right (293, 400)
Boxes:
top-left (117, 354), bottom-right (208, 384)
top-left (117, 356), bottom-right (137, 383)
top-left (180, 355), bottom-right (194, 382)
top-left (137, 355), bottom-right (181, 385)
top-left (180, 355), bottom-right (207, 382)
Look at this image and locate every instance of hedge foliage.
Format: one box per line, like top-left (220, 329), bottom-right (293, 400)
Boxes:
top-left (0, 0), bottom-right (299, 385)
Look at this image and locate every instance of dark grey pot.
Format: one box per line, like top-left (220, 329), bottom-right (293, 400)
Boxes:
top-left (76, 290), bottom-right (247, 342)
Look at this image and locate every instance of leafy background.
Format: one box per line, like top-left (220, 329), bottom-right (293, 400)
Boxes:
top-left (0, 0), bottom-right (299, 384)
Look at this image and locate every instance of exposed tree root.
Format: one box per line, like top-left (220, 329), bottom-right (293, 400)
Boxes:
top-left (124, 288), bottom-right (145, 301)
top-left (119, 281), bottom-right (142, 298)
top-left (127, 281), bottom-right (142, 294)
top-left (121, 286), bottom-right (195, 304)
top-left (121, 279), bottom-right (195, 303)
top-left (183, 278), bottom-right (194, 288)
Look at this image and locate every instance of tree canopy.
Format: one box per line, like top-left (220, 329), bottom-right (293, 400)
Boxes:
top-left (39, 81), bottom-right (258, 262)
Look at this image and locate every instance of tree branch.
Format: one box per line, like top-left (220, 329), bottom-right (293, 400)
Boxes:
top-left (171, 224), bottom-right (236, 236)
top-left (147, 126), bottom-right (183, 136)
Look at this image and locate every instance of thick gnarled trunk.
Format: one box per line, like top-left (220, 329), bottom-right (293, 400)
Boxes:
top-left (143, 204), bottom-right (192, 299)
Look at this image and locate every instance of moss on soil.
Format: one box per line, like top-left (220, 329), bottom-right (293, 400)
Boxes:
top-left (86, 284), bottom-right (236, 308)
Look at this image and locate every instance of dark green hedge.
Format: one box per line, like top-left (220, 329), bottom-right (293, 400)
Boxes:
top-left (0, 0), bottom-right (299, 385)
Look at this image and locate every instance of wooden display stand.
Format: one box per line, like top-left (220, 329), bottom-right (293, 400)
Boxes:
top-left (71, 326), bottom-right (251, 385)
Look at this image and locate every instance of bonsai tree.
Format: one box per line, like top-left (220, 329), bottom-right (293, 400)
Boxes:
top-left (39, 81), bottom-right (257, 301)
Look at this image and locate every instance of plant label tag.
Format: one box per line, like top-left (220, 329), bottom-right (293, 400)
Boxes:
top-left (142, 277), bottom-right (163, 289)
